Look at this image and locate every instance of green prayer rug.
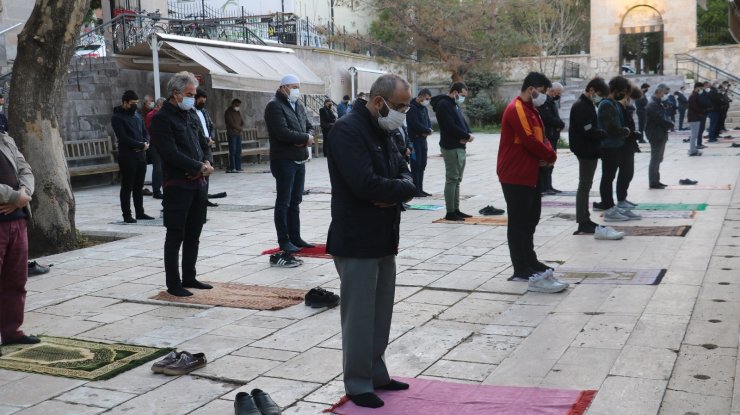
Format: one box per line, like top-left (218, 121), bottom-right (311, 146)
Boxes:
top-left (0, 336), bottom-right (171, 380)
top-left (407, 204), bottom-right (445, 211)
top-left (632, 203), bottom-right (707, 211)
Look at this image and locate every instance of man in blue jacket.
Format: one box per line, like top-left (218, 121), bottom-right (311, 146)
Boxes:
top-left (111, 90), bottom-right (154, 223)
top-left (406, 88), bottom-right (432, 196)
top-left (431, 82), bottom-right (474, 221)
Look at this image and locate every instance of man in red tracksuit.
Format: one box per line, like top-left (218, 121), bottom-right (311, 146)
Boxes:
top-left (498, 72), bottom-right (567, 293)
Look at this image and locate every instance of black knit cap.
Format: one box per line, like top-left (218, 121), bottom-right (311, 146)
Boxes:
top-left (195, 88), bottom-right (207, 99)
top-left (122, 90), bottom-right (138, 102)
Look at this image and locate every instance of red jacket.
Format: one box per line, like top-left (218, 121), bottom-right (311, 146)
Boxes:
top-left (497, 96), bottom-right (557, 187)
top-left (145, 108), bottom-right (159, 137)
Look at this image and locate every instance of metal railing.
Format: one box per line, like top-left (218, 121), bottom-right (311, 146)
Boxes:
top-left (561, 60), bottom-right (580, 85)
top-left (675, 53), bottom-right (740, 100)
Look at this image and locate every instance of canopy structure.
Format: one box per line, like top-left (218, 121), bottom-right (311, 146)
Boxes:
top-left (348, 66), bottom-right (386, 99)
top-left (115, 33), bottom-right (325, 94)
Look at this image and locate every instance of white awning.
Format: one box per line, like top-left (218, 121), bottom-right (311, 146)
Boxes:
top-left (348, 66), bottom-right (386, 96)
top-left (115, 33), bottom-right (325, 94)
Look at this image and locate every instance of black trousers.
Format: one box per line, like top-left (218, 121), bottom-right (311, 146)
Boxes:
top-left (599, 147), bottom-right (621, 209)
top-left (163, 185), bottom-right (207, 290)
top-left (616, 145), bottom-right (635, 202)
top-left (118, 155), bottom-right (146, 218)
top-left (501, 182), bottom-right (542, 276)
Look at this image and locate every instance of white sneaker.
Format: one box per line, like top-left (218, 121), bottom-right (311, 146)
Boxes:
top-left (617, 200), bottom-right (636, 209)
top-left (604, 207), bottom-right (630, 222)
top-left (528, 272), bottom-right (568, 293)
top-left (594, 225), bottom-right (625, 240)
top-left (618, 208), bottom-right (642, 220)
top-left (543, 269), bottom-right (570, 290)
top-left (623, 200), bottom-right (638, 207)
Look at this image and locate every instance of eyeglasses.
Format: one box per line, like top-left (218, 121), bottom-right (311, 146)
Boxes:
top-left (383, 98), bottom-right (410, 114)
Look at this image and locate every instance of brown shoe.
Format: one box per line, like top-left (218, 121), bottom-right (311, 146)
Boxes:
top-left (161, 351), bottom-right (207, 376)
top-left (151, 351), bottom-right (181, 374)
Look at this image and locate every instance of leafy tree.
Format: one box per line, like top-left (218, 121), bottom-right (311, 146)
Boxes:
top-left (697, 0), bottom-right (735, 46)
top-left (465, 95), bottom-right (497, 127)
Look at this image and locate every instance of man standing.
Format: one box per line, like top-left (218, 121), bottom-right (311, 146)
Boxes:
top-left (145, 97), bottom-right (166, 199)
top-left (634, 83), bottom-right (650, 143)
top-left (406, 88), bottom-right (433, 197)
top-left (676, 86), bottom-right (689, 130)
top-left (264, 74), bottom-right (316, 254)
top-left (645, 84), bottom-right (674, 188)
top-left (0, 132), bottom-right (39, 345)
top-left (326, 73), bottom-right (417, 409)
top-left (224, 99), bottom-right (244, 173)
top-left (150, 71), bottom-right (214, 297)
top-left (431, 82), bottom-right (474, 221)
top-left (706, 81), bottom-right (725, 143)
top-left (498, 72), bottom-right (567, 292)
top-left (319, 98), bottom-right (336, 157)
top-left (687, 82), bottom-right (706, 156)
top-left (194, 89), bottom-right (219, 208)
top-left (111, 90), bottom-right (154, 223)
top-left (537, 82), bottom-right (565, 194)
top-left (337, 95), bottom-right (352, 118)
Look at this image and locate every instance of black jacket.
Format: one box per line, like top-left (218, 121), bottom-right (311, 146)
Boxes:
top-left (676, 91), bottom-right (688, 110)
top-left (688, 91), bottom-right (706, 122)
top-left (635, 95), bottom-right (648, 114)
top-left (406, 99), bottom-right (432, 139)
top-left (568, 94), bottom-right (605, 159)
top-left (325, 103), bottom-right (417, 258)
top-left (390, 126), bottom-right (411, 162)
top-left (538, 95), bottom-right (565, 145)
top-left (264, 91), bottom-right (313, 161)
top-left (195, 106), bottom-right (215, 140)
top-left (150, 101), bottom-right (212, 182)
top-left (645, 96), bottom-right (674, 141)
top-left (431, 95), bottom-right (471, 150)
top-left (319, 106), bottom-right (337, 130)
top-left (111, 106), bottom-right (148, 159)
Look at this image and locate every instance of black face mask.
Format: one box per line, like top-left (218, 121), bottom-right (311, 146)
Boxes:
top-left (553, 95), bottom-right (560, 101)
top-left (614, 93), bottom-right (626, 101)
top-left (195, 102), bottom-right (205, 110)
top-left (126, 105), bottom-right (138, 115)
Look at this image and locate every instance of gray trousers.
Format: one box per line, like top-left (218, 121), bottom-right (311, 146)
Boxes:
top-left (647, 135), bottom-right (667, 186)
top-left (576, 158), bottom-right (598, 224)
top-left (334, 255), bottom-right (396, 395)
top-left (688, 121), bottom-right (701, 155)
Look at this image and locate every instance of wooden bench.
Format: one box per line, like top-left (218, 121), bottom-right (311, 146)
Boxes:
top-left (64, 137), bottom-right (119, 177)
top-left (213, 129), bottom-right (270, 166)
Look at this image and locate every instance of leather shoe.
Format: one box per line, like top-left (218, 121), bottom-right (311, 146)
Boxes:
top-left (252, 389), bottom-right (281, 415)
top-left (136, 213), bottom-right (155, 220)
top-left (455, 210), bottom-right (472, 218)
top-left (182, 279), bottom-right (213, 290)
top-left (279, 241), bottom-right (300, 253)
top-left (2, 335), bottom-right (41, 345)
top-left (234, 392), bottom-right (262, 415)
top-left (123, 216), bottom-right (137, 223)
top-left (142, 188), bottom-right (153, 196)
top-left (293, 239), bottom-right (315, 248)
top-left (28, 261), bottom-right (50, 276)
top-left (649, 184), bottom-right (666, 189)
top-left (207, 201), bottom-right (219, 207)
top-left (161, 351), bottom-right (207, 375)
top-left (444, 212), bottom-right (464, 221)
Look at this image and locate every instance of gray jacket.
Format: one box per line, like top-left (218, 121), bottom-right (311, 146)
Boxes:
top-left (0, 133), bottom-right (34, 217)
top-left (645, 96), bottom-right (674, 141)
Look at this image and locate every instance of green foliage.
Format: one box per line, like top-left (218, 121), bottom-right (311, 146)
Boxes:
top-left (697, 0), bottom-right (735, 46)
top-left (465, 95), bottom-right (497, 127)
top-left (465, 71), bottom-right (504, 101)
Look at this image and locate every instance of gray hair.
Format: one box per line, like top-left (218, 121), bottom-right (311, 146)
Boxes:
top-left (655, 83), bottom-right (670, 93)
top-left (167, 71), bottom-right (199, 95)
top-left (551, 82), bottom-right (564, 92)
top-left (369, 74), bottom-right (410, 99)
top-left (155, 97), bottom-right (167, 106)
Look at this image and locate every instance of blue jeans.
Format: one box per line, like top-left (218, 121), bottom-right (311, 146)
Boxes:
top-left (410, 137), bottom-right (428, 193)
top-left (271, 159), bottom-right (305, 244)
top-left (228, 135), bottom-right (242, 171)
top-left (707, 111), bottom-right (721, 141)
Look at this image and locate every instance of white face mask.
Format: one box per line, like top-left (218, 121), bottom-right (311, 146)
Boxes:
top-left (421, 99), bottom-right (431, 107)
top-left (531, 90), bottom-right (547, 107)
top-left (704, 88), bottom-right (711, 93)
top-left (178, 96), bottom-right (195, 111)
top-left (456, 95), bottom-right (466, 105)
top-left (378, 99), bottom-right (407, 131)
top-left (289, 88), bottom-right (301, 103)
top-left (591, 95), bottom-right (603, 105)
top-left (660, 94), bottom-right (669, 102)
top-left (234, 106), bottom-right (240, 111)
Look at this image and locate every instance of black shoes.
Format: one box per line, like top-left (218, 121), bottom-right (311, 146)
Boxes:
top-left (235, 389), bottom-right (281, 415)
top-left (142, 188), bottom-right (153, 196)
top-left (455, 210), bottom-right (472, 218)
top-left (679, 178), bottom-right (698, 185)
top-left (649, 183), bottom-right (666, 189)
top-left (592, 201), bottom-right (606, 211)
top-left (377, 379), bottom-right (410, 391)
top-left (2, 335), bottom-right (40, 345)
top-left (444, 212), bottom-right (465, 221)
top-left (167, 286), bottom-right (193, 297)
top-left (209, 192), bottom-right (227, 199)
top-left (293, 239), bottom-right (315, 248)
top-left (28, 261), bottom-right (50, 276)
top-left (279, 241), bottom-right (300, 253)
top-left (269, 252), bottom-right (302, 268)
top-left (123, 216), bottom-right (137, 223)
top-left (207, 201), bottom-right (219, 207)
top-left (348, 392), bottom-right (384, 408)
top-left (252, 389), bottom-right (281, 415)
top-left (136, 213), bottom-right (155, 220)
top-left (479, 205), bottom-right (505, 216)
top-left (305, 287), bottom-right (340, 308)
top-left (183, 279), bottom-right (213, 290)
top-left (153, 193), bottom-right (163, 199)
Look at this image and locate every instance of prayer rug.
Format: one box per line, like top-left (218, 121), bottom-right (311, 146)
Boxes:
top-left (110, 218), bottom-right (164, 226)
top-left (551, 267), bottom-right (666, 285)
top-left (208, 204), bottom-right (273, 212)
top-left (433, 216), bottom-right (507, 225)
top-left (0, 336), bottom-right (170, 381)
top-left (262, 244), bottom-right (332, 259)
top-left (633, 203), bottom-right (707, 211)
top-left (150, 282), bottom-right (305, 310)
top-left (605, 210), bottom-right (696, 219)
top-left (542, 201), bottom-right (576, 208)
top-left (407, 204), bottom-right (445, 211)
top-left (611, 225), bottom-right (691, 237)
top-left (663, 184), bottom-right (731, 190)
top-left (325, 377), bottom-right (596, 415)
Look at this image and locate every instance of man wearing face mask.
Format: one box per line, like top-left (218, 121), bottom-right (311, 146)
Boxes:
top-left (224, 99), bottom-right (244, 173)
top-left (537, 82), bottom-right (565, 195)
top-left (337, 95), bottom-right (352, 118)
top-left (687, 82), bottom-right (706, 156)
top-left (194, 89), bottom-right (219, 208)
top-left (634, 83), bottom-right (650, 143)
top-left (645, 83), bottom-right (674, 188)
top-left (150, 71), bottom-right (214, 297)
top-left (111, 90), bottom-right (153, 224)
top-left (264, 74), bottom-right (316, 255)
top-left (406, 88), bottom-right (433, 197)
top-left (431, 82), bottom-right (474, 221)
top-left (319, 98), bottom-right (337, 157)
top-left (326, 73), bottom-right (417, 409)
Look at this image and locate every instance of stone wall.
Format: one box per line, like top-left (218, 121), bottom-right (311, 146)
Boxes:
top-left (684, 44), bottom-right (740, 80)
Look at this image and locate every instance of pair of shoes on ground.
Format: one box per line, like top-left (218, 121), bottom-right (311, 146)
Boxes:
top-left (679, 178), bottom-right (698, 185)
top-left (279, 239), bottom-right (316, 254)
top-left (444, 210), bottom-right (472, 221)
top-left (528, 269), bottom-right (569, 293)
top-left (479, 205), bottom-right (505, 216)
top-left (1, 334), bottom-right (40, 346)
top-left (604, 206), bottom-right (641, 222)
top-left (269, 252), bottom-right (303, 268)
top-left (167, 279), bottom-right (214, 297)
top-left (123, 213), bottom-right (155, 223)
top-left (235, 388), bottom-right (281, 415)
top-left (304, 287), bottom-right (340, 308)
top-left (151, 350), bottom-right (207, 376)
top-left (28, 261), bottom-right (51, 276)
top-left (349, 379), bottom-right (411, 409)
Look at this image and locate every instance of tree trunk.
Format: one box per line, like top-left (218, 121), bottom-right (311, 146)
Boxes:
top-left (8, 0), bottom-right (91, 256)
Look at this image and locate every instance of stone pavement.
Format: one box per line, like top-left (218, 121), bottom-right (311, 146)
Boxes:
top-left (1, 131), bottom-right (740, 414)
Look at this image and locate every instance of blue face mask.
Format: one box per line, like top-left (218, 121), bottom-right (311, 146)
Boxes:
top-left (178, 96), bottom-right (195, 111)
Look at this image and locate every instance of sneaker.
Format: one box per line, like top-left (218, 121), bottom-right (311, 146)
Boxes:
top-left (592, 201), bottom-right (606, 211)
top-left (455, 210), bottom-right (472, 218)
top-left (151, 351), bottom-right (181, 374)
top-left (304, 287), bottom-right (340, 308)
top-left (594, 225), bottom-right (625, 240)
top-left (528, 272), bottom-right (568, 293)
top-left (269, 252), bottom-right (302, 268)
top-left (622, 200), bottom-right (638, 208)
top-left (618, 208), bottom-right (642, 220)
top-left (616, 200), bottom-right (637, 209)
top-left (161, 351), bottom-right (207, 376)
top-left (603, 207), bottom-right (630, 222)
top-left (479, 205), bottom-right (505, 216)
top-left (543, 269), bottom-right (569, 290)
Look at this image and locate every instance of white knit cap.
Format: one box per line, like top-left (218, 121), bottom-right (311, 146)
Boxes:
top-left (281, 74), bottom-right (300, 86)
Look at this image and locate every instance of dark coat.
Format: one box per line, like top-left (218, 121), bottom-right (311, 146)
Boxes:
top-left (0, 111), bottom-right (9, 134)
top-left (538, 95), bottom-right (565, 146)
top-left (687, 91), bottom-right (705, 122)
top-left (319, 106), bottom-right (337, 130)
top-left (568, 94), bottom-right (605, 160)
top-left (406, 99), bottom-right (432, 139)
top-left (150, 101), bottom-right (211, 182)
top-left (264, 91), bottom-right (313, 161)
top-left (635, 95), bottom-right (648, 114)
top-left (325, 103), bottom-right (417, 258)
top-left (431, 95), bottom-right (471, 150)
top-left (390, 125), bottom-right (411, 162)
top-left (645, 96), bottom-right (674, 141)
top-left (676, 91), bottom-right (688, 110)
top-left (111, 106), bottom-right (148, 159)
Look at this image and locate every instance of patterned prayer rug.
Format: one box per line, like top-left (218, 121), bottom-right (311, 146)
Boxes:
top-left (262, 244), bottom-right (332, 259)
top-left (433, 216), bottom-right (508, 225)
top-left (632, 203), bottom-right (707, 211)
top-left (407, 204), bottom-right (445, 211)
top-left (150, 282), bottom-right (305, 310)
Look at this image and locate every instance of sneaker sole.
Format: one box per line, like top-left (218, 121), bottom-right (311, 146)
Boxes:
top-left (594, 235), bottom-right (624, 240)
top-left (162, 362), bottom-right (207, 376)
top-left (528, 285), bottom-right (568, 293)
top-left (270, 263), bottom-right (302, 268)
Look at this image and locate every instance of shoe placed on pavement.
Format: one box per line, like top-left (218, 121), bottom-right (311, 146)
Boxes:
top-left (679, 178), bottom-right (698, 185)
top-left (455, 210), bottom-right (472, 218)
top-left (528, 271), bottom-right (568, 293)
top-left (208, 192), bottom-right (227, 199)
top-left (592, 201), bottom-right (606, 211)
top-left (688, 151), bottom-right (702, 156)
top-left (270, 252), bottom-right (302, 268)
top-left (682, 138), bottom-right (690, 143)
top-left (142, 188), bottom-right (153, 196)
top-left (252, 389), bottom-right (281, 415)
top-left (649, 184), bottom-right (666, 189)
top-left (182, 279), bottom-right (213, 290)
top-left (293, 239), bottom-right (315, 248)
top-left (206, 201), bottom-right (219, 207)
top-left (279, 241), bottom-right (300, 253)
top-left (594, 225), bottom-right (625, 240)
top-left (235, 392), bottom-right (262, 415)
top-left (616, 200), bottom-right (633, 209)
top-left (304, 287), bottom-right (340, 308)
top-left (136, 213), bottom-right (155, 220)
top-left (604, 207), bottom-right (630, 222)
top-left (167, 286), bottom-right (193, 297)
top-left (732, 143), bottom-right (740, 148)
top-left (444, 212), bottom-right (464, 221)
top-left (618, 208), bottom-right (642, 220)
top-left (575, 222), bottom-right (597, 234)
top-left (479, 205), bottom-right (505, 215)
top-left (153, 193), bottom-right (163, 199)
top-left (697, 145), bottom-right (707, 149)
top-left (28, 261), bottom-right (50, 276)
top-left (123, 216), bottom-right (137, 223)
top-left (1, 335), bottom-right (41, 345)
top-left (542, 269), bottom-right (569, 290)
top-left (422, 191), bottom-right (432, 196)
top-left (161, 351), bottom-right (207, 376)
top-left (151, 351), bottom-right (181, 374)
